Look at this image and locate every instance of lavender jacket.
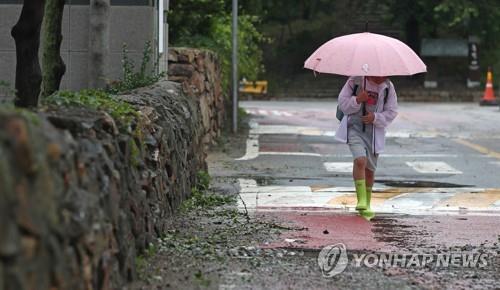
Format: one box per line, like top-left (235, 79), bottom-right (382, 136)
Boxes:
top-left (334, 76), bottom-right (398, 154)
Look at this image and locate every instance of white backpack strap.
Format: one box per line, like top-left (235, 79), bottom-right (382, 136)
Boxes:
top-left (352, 76), bottom-right (362, 88)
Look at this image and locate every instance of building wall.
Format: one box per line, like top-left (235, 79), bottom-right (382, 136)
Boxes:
top-left (0, 1), bottom-right (157, 92)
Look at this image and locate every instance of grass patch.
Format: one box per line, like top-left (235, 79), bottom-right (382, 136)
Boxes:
top-left (0, 105), bottom-right (41, 126)
top-left (107, 41), bottom-right (165, 94)
top-left (181, 171), bottom-right (235, 211)
top-left (43, 89), bottom-right (139, 127)
top-left (181, 187), bottom-right (235, 212)
top-left (135, 243), bottom-right (158, 280)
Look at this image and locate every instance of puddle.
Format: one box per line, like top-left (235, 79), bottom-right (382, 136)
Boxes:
top-left (371, 217), bottom-right (430, 248)
top-left (377, 180), bottom-right (472, 188)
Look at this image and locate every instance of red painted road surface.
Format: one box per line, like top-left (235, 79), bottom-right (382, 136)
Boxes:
top-left (260, 212), bottom-right (500, 252)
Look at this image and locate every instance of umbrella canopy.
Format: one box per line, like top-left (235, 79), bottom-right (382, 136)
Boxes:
top-left (304, 32), bottom-right (426, 76)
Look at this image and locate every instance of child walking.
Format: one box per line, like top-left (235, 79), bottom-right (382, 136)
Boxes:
top-left (335, 76), bottom-right (398, 220)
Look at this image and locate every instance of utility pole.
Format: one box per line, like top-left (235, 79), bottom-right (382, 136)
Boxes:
top-left (159, 0), bottom-right (169, 75)
top-left (232, 0), bottom-right (238, 133)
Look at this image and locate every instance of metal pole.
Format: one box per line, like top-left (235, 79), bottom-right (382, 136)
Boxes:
top-left (164, 0), bottom-right (169, 77)
top-left (232, 0), bottom-right (238, 133)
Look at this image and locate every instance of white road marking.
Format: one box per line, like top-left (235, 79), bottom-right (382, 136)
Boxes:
top-left (235, 122), bottom-right (496, 161)
top-left (271, 110), bottom-right (282, 116)
top-left (406, 161), bottom-right (463, 174)
top-left (257, 152), bottom-right (463, 158)
top-left (260, 151), bottom-right (322, 157)
top-left (236, 179), bottom-right (500, 215)
top-left (235, 134), bottom-right (259, 160)
top-left (238, 178), bottom-right (257, 188)
top-left (490, 161), bottom-right (500, 167)
top-left (258, 109), bottom-right (268, 116)
top-left (381, 191), bottom-right (456, 210)
top-left (250, 124), bottom-right (334, 136)
top-left (240, 186), bottom-right (311, 194)
top-left (323, 162), bottom-right (353, 173)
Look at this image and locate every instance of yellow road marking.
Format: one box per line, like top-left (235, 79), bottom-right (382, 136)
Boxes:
top-left (326, 188), bottom-right (500, 208)
top-left (326, 188), bottom-right (422, 207)
top-left (439, 189), bottom-right (500, 208)
top-left (311, 185), bottom-right (332, 192)
top-left (454, 138), bottom-right (500, 160)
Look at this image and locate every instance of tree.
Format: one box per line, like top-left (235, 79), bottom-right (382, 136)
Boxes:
top-left (169, 0), bottom-right (267, 89)
top-left (89, 0), bottom-right (110, 89)
top-left (42, 0), bottom-right (66, 98)
top-left (380, 0), bottom-right (500, 61)
top-left (11, 0), bottom-right (45, 107)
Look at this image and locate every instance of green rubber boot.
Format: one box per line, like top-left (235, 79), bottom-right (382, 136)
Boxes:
top-left (360, 187), bottom-right (375, 221)
top-left (354, 179), bottom-right (367, 210)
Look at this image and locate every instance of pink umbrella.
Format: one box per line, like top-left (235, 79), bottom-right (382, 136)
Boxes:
top-left (304, 32), bottom-right (426, 76)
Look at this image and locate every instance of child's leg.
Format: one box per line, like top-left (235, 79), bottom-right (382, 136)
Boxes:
top-left (353, 157), bottom-right (367, 180)
top-left (365, 168), bottom-right (374, 188)
top-left (353, 157), bottom-right (367, 210)
top-left (360, 168), bottom-right (375, 220)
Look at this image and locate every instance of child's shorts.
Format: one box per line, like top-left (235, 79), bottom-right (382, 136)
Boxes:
top-left (348, 133), bottom-right (378, 171)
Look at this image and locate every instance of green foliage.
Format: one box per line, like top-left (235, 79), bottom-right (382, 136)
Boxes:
top-left (0, 81), bottom-right (16, 104)
top-left (129, 138), bottom-right (141, 167)
top-left (0, 105), bottom-right (41, 127)
top-left (181, 170), bottom-right (235, 211)
top-left (169, 1), bottom-right (268, 91)
top-left (43, 89), bottom-right (139, 126)
top-left (196, 170), bottom-right (211, 191)
top-left (380, 0), bottom-right (500, 70)
top-left (135, 242), bottom-right (157, 280)
top-left (182, 187), bottom-right (235, 211)
top-left (107, 41), bottom-right (165, 94)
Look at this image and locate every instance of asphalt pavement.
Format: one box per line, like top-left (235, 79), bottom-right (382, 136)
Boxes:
top-left (222, 100), bottom-right (500, 288)
top-left (132, 100), bottom-right (500, 290)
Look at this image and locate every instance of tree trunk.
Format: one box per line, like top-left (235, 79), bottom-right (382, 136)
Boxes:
top-left (42, 0), bottom-right (66, 98)
top-left (89, 0), bottom-right (110, 89)
top-left (11, 0), bottom-right (45, 107)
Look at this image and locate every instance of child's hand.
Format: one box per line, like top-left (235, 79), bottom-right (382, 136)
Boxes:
top-left (362, 112), bottom-right (375, 124)
top-left (356, 90), bottom-right (369, 104)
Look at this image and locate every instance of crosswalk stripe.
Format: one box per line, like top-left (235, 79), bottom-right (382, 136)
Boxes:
top-left (382, 191), bottom-right (457, 210)
top-left (406, 161), bottom-right (462, 174)
top-left (437, 190), bottom-right (500, 208)
top-left (323, 162), bottom-right (353, 173)
top-left (260, 151), bottom-right (322, 157)
top-left (245, 109), bottom-right (294, 117)
top-left (237, 179), bottom-right (500, 215)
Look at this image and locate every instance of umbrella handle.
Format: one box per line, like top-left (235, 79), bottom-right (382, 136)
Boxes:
top-left (362, 76), bottom-right (367, 132)
top-left (362, 103), bottom-right (366, 132)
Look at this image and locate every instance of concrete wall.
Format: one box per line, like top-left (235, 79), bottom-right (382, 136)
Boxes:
top-left (0, 2), bottom-right (157, 91)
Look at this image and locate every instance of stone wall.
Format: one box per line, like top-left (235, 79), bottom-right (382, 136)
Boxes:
top-left (0, 80), bottom-right (210, 289)
top-left (168, 48), bottom-right (225, 148)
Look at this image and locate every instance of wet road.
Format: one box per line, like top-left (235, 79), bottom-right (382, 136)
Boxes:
top-left (233, 101), bottom-right (500, 253)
